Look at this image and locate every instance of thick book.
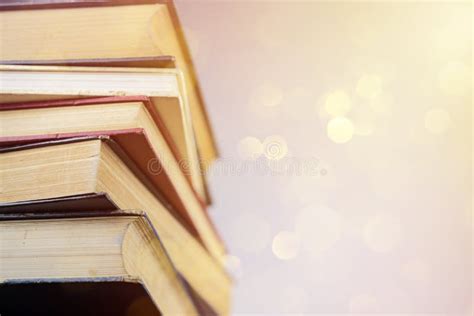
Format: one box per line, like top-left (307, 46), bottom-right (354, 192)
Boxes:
top-left (0, 64), bottom-right (209, 204)
top-left (0, 138), bottom-right (231, 315)
top-left (1, 282), bottom-right (161, 316)
top-left (0, 213), bottom-right (217, 315)
top-left (0, 96), bottom-right (222, 259)
top-left (0, 0), bottom-right (218, 166)
top-left (1, 281), bottom-right (216, 316)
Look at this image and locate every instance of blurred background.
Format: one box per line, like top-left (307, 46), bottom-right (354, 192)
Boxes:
top-left (176, 1), bottom-right (472, 314)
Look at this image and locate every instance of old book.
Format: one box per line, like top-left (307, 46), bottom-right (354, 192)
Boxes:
top-left (0, 64), bottom-right (210, 204)
top-left (1, 280), bottom-right (217, 316)
top-left (0, 282), bottom-right (161, 316)
top-left (0, 214), bottom-right (205, 315)
top-left (0, 96), bottom-right (220, 254)
top-left (0, 139), bottom-right (231, 315)
top-left (0, 0), bottom-right (218, 166)
top-left (0, 55), bottom-right (177, 69)
top-left (1, 212), bottom-right (218, 315)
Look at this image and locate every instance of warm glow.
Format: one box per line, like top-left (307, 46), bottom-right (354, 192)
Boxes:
top-left (351, 104), bottom-right (376, 136)
top-left (272, 231), bottom-right (300, 260)
top-left (369, 92), bottom-right (393, 116)
top-left (424, 108), bottom-right (452, 134)
top-left (327, 117), bottom-right (355, 143)
top-left (179, 1), bottom-right (473, 313)
top-left (353, 118), bottom-right (375, 136)
top-left (438, 61), bottom-right (470, 96)
top-left (356, 74), bottom-right (382, 99)
top-left (324, 90), bottom-right (352, 117)
top-left (433, 18), bottom-right (471, 61)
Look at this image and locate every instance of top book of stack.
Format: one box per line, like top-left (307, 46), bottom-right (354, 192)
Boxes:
top-left (0, 0), bottom-right (218, 176)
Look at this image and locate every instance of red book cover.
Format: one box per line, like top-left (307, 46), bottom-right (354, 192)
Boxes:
top-left (0, 56), bottom-right (176, 69)
top-left (0, 97), bottom-right (223, 248)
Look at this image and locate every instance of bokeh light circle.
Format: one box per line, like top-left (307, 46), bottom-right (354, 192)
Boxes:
top-left (324, 90), bottom-right (352, 117)
top-left (327, 117), bottom-right (355, 143)
top-left (263, 135), bottom-right (288, 160)
top-left (272, 231), bottom-right (300, 260)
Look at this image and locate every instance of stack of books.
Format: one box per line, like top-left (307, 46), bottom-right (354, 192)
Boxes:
top-left (0, 1), bottom-right (231, 315)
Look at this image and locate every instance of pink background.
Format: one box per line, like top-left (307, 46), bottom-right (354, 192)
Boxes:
top-left (176, 1), bottom-right (472, 314)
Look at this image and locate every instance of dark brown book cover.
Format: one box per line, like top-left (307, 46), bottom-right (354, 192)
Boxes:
top-left (0, 282), bottom-right (161, 316)
top-left (0, 0), bottom-right (159, 10)
top-left (0, 193), bottom-right (118, 218)
top-left (0, 56), bottom-right (176, 69)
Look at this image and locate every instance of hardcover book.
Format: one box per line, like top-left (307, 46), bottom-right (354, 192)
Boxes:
top-left (0, 213), bottom-right (217, 315)
top-left (0, 138), bottom-right (231, 315)
top-left (0, 0), bottom-right (218, 166)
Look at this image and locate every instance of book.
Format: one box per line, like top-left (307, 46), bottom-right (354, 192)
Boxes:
top-left (0, 96), bottom-right (221, 254)
top-left (0, 213), bottom-right (206, 315)
top-left (0, 55), bottom-right (177, 69)
top-left (1, 279), bottom-right (216, 315)
top-left (0, 63), bottom-right (211, 203)
top-left (0, 138), bottom-right (231, 315)
top-left (0, 0), bottom-right (218, 166)
top-left (0, 282), bottom-right (160, 316)
top-left (0, 193), bottom-right (118, 216)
